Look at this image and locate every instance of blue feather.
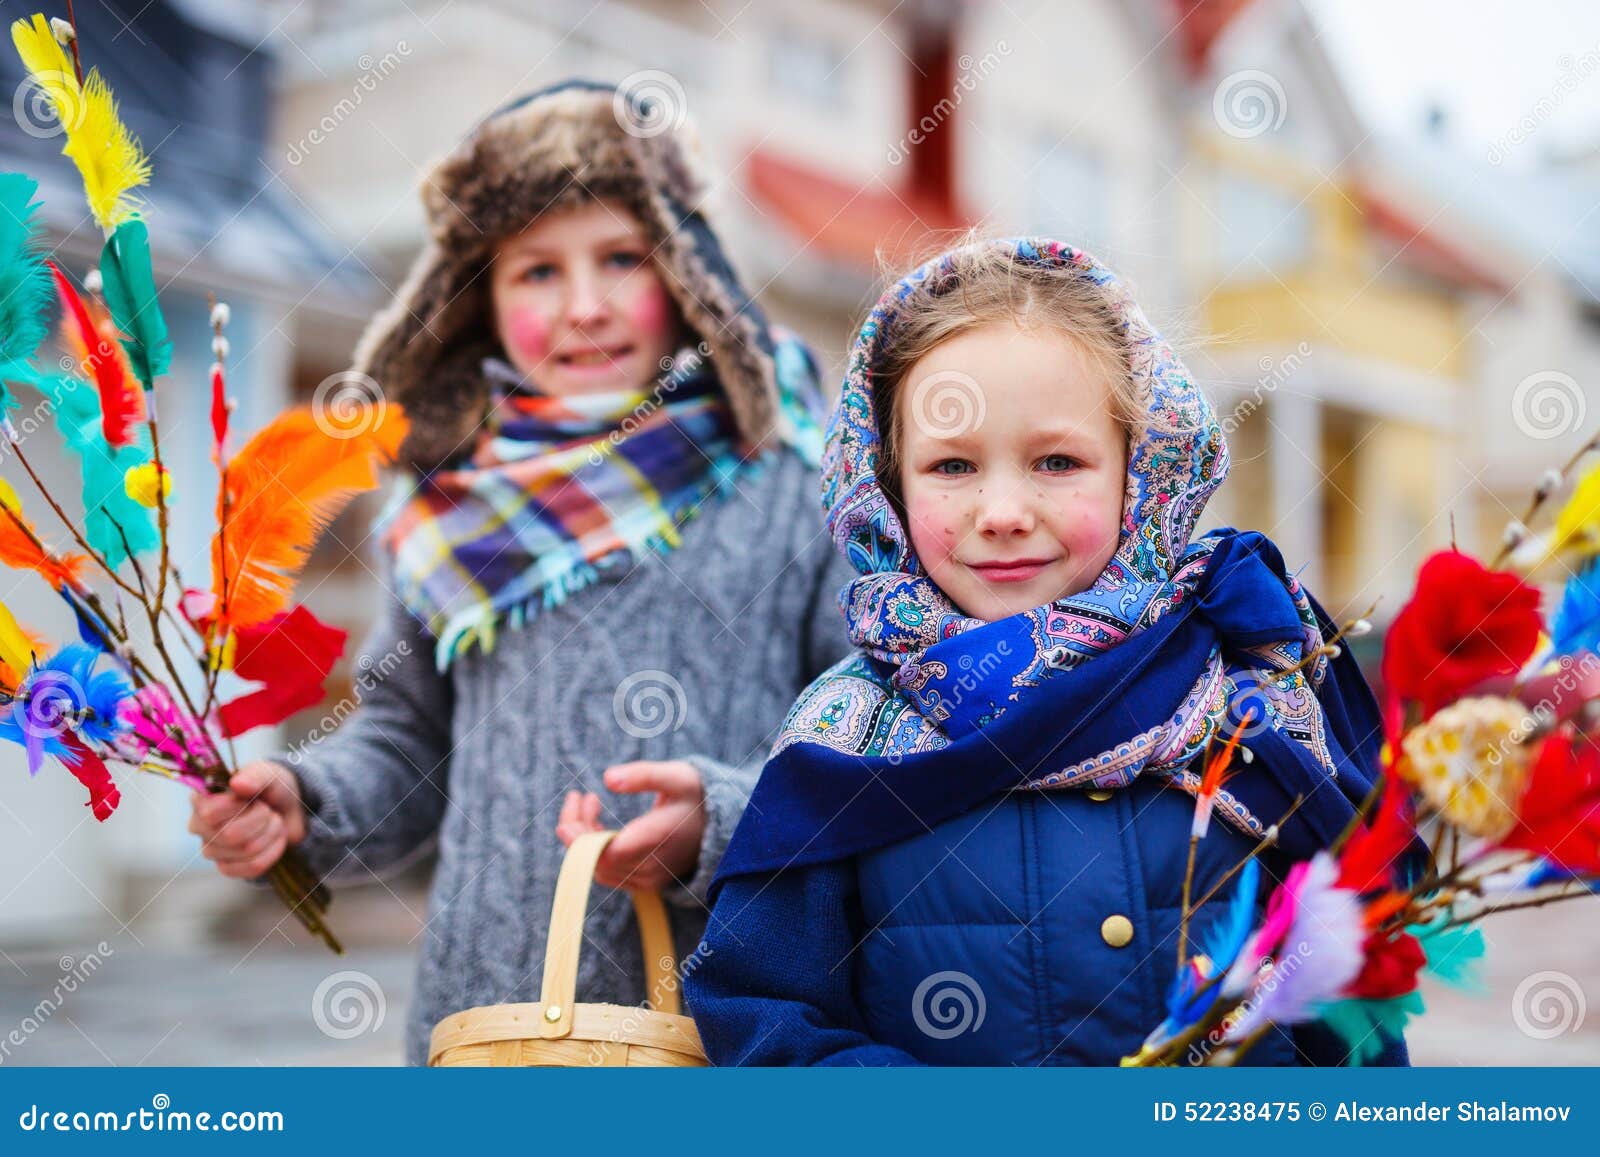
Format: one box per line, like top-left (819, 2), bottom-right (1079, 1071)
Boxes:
top-left (1526, 859), bottom-right (1600, 891)
top-left (28, 643), bottom-right (133, 745)
top-left (1551, 558), bottom-right (1600, 657)
top-left (1162, 856), bottom-right (1261, 1029)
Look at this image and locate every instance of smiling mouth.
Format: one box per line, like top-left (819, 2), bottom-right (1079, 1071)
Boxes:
top-left (557, 345), bottom-right (633, 367)
top-left (966, 558), bottom-right (1058, 583)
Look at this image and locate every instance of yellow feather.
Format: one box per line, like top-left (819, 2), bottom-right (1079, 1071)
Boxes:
top-left (10, 15), bottom-right (76, 106)
top-left (66, 70), bottom-right (150, 231)
top-left (10, 15), bottom-right (150, 231)
top-left (0, 596), bottom-right (38, 683)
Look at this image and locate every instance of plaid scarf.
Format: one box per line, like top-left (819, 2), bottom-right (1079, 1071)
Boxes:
top-left (383, 345), bottom-right (817, 670)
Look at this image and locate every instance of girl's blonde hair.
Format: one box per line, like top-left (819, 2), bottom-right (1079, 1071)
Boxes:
top-left (870, 240), bottom-right (1146, 511)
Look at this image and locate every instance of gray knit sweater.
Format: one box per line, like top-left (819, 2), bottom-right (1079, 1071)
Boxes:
top-left (276, 448), bottom-right (855, 1065)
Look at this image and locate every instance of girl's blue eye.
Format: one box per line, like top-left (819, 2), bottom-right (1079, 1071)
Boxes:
top-left (606, 251), bottom-right (646, 270)
top-left (519, 262), bottom-right (557, 283)
top-left (1039, 454), bottom-right (1080, 472)
top-left (932, 460), bottom-right (975, 476)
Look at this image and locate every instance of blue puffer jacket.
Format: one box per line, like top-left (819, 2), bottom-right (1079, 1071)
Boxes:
top-left (686, 773), bottom-right (1410, 1067)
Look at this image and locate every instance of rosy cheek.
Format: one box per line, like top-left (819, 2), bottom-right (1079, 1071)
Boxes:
top-left (502, 308), bottom-right (551, 365)
top-left (623, 281), bottom-right (673, 343)
top-left (906, 495), bottom-right (961, 563)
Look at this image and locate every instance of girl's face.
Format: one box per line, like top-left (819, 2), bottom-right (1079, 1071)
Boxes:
top-left (489, 199), bottom-right (680, 396)
top-left (896, 321), bottom-right (1129, 622)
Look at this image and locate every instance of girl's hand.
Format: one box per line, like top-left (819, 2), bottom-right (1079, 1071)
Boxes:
top-left (187, 761), bottom-right (307, 879)
top-left (556, 760), bottom-right (706, 891)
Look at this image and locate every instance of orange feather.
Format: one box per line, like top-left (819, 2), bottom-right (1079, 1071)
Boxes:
top-left (0, 481), bottom-right (88, 591)
top-left (211, 405), bottom-right (407, 632)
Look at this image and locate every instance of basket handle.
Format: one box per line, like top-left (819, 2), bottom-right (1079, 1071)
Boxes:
top-left (537, 830), bottom-right (683, 1039)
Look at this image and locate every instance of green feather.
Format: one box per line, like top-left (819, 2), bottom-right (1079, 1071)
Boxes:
top-left (0, 172), bottom-right (55, 409)
top-left (1416, 918), bottom-right (1488, 991)
top-left (33, 372), bottom-right (157, 566)
top-left (1320, 991), bottom-right (1427, 1065)
top-left (98, 219), bottom-right (171, 388)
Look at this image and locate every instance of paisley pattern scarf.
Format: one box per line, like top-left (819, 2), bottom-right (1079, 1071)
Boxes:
top-left (772, 238), bottom-right (1345, 842)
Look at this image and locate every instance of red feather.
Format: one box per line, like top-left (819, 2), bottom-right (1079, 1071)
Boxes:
top-left (1498, 728), bottom-right (1600, 875)
top-left (60, 733), bottom-right (120, 822)
top-left (210, 362), bottom-right (228, 460)
top-left (48, 260), bottom-right (142, 447)
top-left (1338, 773), bottom-right (1417, 894)
top-left (215, 604), bottom-right (347, 737)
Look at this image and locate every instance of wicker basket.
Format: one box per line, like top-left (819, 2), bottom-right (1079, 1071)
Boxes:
top-left (428, 830), bottom-right (707, 1067)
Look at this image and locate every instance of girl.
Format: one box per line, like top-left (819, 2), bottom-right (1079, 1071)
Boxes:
top-left (685, 238), bottom-right (1422, 1066)
top-left (188, 80), bottom-right (856, 1066)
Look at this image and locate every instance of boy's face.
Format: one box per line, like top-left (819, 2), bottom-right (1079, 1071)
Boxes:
top-left (896, 321), bottom-right (1128, 622)
top-left (489, 199), bottom-right (680, 396)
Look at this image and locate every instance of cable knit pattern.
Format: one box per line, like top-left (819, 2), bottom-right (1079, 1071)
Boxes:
top-left (277, 449), bottom-right (854, 1065)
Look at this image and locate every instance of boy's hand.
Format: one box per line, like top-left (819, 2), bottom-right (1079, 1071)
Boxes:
top-left (556, 760), bottom-right (706, 891)
top-left (188, 761), bottom-right (307, 879)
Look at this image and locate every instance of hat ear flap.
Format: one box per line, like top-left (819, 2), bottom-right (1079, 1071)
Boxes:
top-left (352, 240), bottom-right (496, 473)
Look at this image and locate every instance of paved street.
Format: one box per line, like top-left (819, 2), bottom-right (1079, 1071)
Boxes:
top-left (0, 875), bottom-right (1595, 1067)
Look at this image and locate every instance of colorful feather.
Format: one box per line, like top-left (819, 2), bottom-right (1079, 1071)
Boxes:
top-left (0, 478), bottom-right (87, 590)
top-left (1223, 853), bottom-right (1366, 1040)
top-left (48, 259), bottom-right (140, 445)
top-left (98, 220), bottom-right (170, 387)
top-left (216, 605), bottom-right (347, 737)
top-left (210, 361), bottom-right (228, 460)
top-left (1337, 772), bottom-right (1419, 894)
top-left (11, 15), bottom-right (149, 233)
top-left (1413, 917), bottom-right (1487, 991)
top-left (1318, 991), bottom-right (1426, 1066)
top-left (0, 595), bottom-right (38, 682)
top-left (211, 406), bottom-right (406, 632)
top-left (1551, 557), bottom-right (1600, 657)
top-left (1192, 708), bottom-right (1252, 839)
top-left (33, 372), bottom-right (156, 566)
top-left (1159, 856), bottom-right (1260, 1038)
top-left (114, 683), bottom-right (215, 779)
top-left (0, 171), bottom-right (54, 405)
top-left (25, 642), bottom-right (132, 747)
top-left (1551, 461), bottom-right (1600, 561)
top-left (59, 733), bottom-right (119, 821)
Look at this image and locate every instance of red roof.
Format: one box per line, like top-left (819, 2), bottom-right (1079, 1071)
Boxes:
top-left (744, 147), bottom-right (970, 272)
top-left (1356, 186), bottom-right (1512, 295)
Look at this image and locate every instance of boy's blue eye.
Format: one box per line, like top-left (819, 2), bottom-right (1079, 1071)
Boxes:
top-left (1039, 454), bottom-right (1080, 472)
top-left (932, 460), bottom-right (975, 476)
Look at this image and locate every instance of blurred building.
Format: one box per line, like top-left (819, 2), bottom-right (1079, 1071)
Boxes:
top-left (1, 0), bottom-right (1596, 946)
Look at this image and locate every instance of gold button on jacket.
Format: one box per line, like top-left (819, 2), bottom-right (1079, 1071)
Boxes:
top-left (1100, 914), bottom-right (1134, 947)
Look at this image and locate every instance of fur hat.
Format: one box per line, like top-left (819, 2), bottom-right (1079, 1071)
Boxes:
top-left (354, 79), bottom-right (784, 472)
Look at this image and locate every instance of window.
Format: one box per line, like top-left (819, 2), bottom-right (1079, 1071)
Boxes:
top-left (768, 25), bottom-right (846, 108)
top-left (1026, 138), bottom-right (1109, 252)
top-left (1215, 173), bottom-right (1310, 275)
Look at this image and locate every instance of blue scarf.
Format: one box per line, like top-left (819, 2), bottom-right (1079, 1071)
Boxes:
top-left (714, 239), bottom-right (1389, 892)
